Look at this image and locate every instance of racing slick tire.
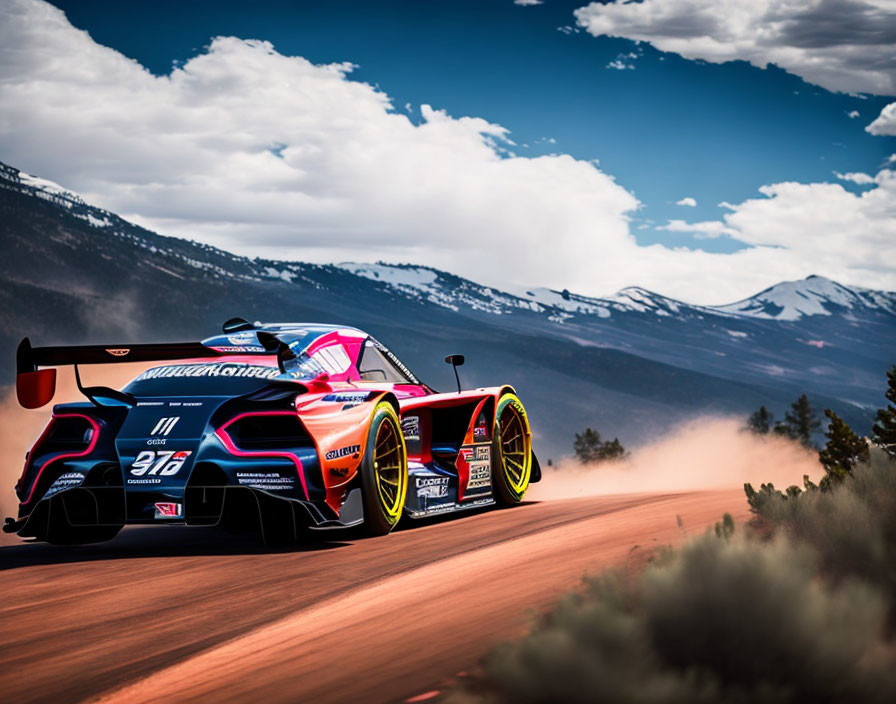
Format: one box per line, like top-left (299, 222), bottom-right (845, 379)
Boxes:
top-left (492, 393), bottom-right (533, 506)
top-left (359, 402), bottom-right (408, 536)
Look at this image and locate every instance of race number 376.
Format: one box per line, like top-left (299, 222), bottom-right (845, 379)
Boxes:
top-left (130, 450), bottom-right (192, 476)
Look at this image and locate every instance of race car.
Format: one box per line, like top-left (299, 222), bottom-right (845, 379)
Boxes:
top-left (6, 319), bottom-right (540, 544)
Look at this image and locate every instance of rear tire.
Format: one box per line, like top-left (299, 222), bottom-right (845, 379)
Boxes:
top-left (492, 393), bottom-right (533, 505)
top-left (359, 402), bottom-right (408, 536)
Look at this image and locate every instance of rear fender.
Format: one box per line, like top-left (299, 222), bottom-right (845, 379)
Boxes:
top-left (16, 404), bottom-right (126, 514)
top-left (295, 390), bottom-right (398, 514)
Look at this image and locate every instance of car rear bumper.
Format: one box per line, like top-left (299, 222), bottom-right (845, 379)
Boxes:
top-left (5, 484), bottom-right (364, 542)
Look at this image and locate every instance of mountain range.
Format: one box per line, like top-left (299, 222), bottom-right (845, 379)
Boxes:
top-left (1, 159), bottom-right (893, 459)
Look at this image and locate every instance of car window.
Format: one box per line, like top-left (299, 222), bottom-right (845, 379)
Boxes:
top-left (357, 339), bottom-right (418, 384)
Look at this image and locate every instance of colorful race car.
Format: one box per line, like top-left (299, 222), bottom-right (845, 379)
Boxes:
top-left (6, 319), bottom-right (541, 544)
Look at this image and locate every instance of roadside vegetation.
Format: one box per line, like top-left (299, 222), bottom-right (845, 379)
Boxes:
top-left (573, 427), bottom-right (626, 463)
top-left (448, 365), bottom-right (896, 704)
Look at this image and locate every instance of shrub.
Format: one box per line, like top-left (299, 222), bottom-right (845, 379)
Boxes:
top-left (451, 532), bottom-right (895, 704)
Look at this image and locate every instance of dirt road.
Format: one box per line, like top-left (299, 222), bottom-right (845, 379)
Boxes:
top-left (0, 490), bottom-right (746, 703)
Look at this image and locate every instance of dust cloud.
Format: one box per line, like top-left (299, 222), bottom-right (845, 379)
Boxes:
top-left (0, 364), bottom-right (150, 545)
top-left (529, 417), bottom-right (823, 501)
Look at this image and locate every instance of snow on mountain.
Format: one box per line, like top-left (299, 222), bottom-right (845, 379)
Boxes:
top-left (4, 160), bottom-right (892, 326)
top-left (338, 263), bottom-right (894, 325)
top-left (335, 262), bottom-right (548, 315)
top-left (510, 287), bottom-right (610, 318)
top-left (337, 263), bottom-right (713, 322)
top-left (1, 162), bottom-right (113, 226)
top-left (714, 275), bottom-right (896, 321)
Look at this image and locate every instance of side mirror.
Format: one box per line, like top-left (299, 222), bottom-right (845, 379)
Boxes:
top-left (444, 354), bottom-right (465, 393)
top-left (17, 369), bottom-right (57, 409)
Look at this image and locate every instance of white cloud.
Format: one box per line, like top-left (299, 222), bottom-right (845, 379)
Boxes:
top-left (675, 196), bottom-right (698, 207)
top-left (607, 51), bottom-right (640, 70)
top-left (607, 59), bottom-right (634, 70)
top-left (834, 171), bottom-right (875, 185)
top-left (847, 109), bottom-right (860, 118)
top-left (867, 101), bottom-right (896, 135)
top-left (660, 169), bottom-right (896, 291)
top-left (514, 0), bottom-right (543, 5)
top-left (1, 0), bottom-right (894, 304)
top-left (574, 0), bottom-right (896, 96)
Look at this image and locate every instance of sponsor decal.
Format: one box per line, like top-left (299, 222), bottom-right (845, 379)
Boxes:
top-left (330, 466), bottom-right (350, 477)
top-left (134, 364), bottom-right (280, 381)
top-left (460, 446), bottom-right (490, 461)
top-left (468, 464), bottom-right (491, 490)
top-left (227, 332), bottom-right (257, 345)
top-left (137, 401), bottom-right (164, 407)
top-left (416, 475), bottom-right (449, 499)
top-left (212, 345), bottom-right (265, 353)
top-left (473, 413), bottom-right (489, 440)
top-left (150, 416), bottom-right (180, 436)
top-left (44, 472), bottom-right (85, 498)
top-left (461, 445), bottom-right (491, 490)
top-left (169, 401), bottom-right (203, 407)
top-left (129, 450), bottom-right (192, 476)
top-left (105, 348), bottom-right (130, 357)
top-left (235, 472), bottom-right (295, 491)
top-left (322, 392), bottom-right (370, 406)
top-left (154, 502), bottom-right (183, 519)
top-left (127, 478), bottom-right (161, 484)
top-left (146, 438), bottom-right (167, 446)
top-left (407, 496), bottom-right (494, 518)
top-left (325, 445), bottom-right (361, 461)
top-left (401, 415), bottom-right (420, 442)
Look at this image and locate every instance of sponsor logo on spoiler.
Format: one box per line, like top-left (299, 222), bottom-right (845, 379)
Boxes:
top-left (105, 348), bottom-right (130, 357)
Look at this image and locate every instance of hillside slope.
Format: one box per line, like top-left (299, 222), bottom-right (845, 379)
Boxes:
top-left (1, 160), bottom-right (892, 457)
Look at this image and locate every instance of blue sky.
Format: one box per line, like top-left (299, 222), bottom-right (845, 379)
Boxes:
top-left (2, 0), bottom-right (894, 301)
top-left (46, 0), bottom-right (894, 254)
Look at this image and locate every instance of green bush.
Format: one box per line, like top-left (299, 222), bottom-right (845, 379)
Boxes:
top-left (747, 450), bottom-right (896, 607)
top-left (451, 531), bottom-right (895, 704)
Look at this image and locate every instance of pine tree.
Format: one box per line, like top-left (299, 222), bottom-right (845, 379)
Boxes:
top-left (574, 429), bottom-right (627, 463)
top-left (574, 428), bottom-right (603, 463)
top-left (781, 394), bottom-right (820, 447)
top-left (746, 406), bottom-right (773, 434)
top-left (600, 438), bottom-right (627, 460)
top-left (818, 409), bottom-right (869, 489)
top-left (872, 364), bottom-right (896, 457)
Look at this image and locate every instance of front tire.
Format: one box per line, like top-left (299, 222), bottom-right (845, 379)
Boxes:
top-left (492, 393), bottom-right (533, 505)
top-left (359, 402), bottom-right (408, 536)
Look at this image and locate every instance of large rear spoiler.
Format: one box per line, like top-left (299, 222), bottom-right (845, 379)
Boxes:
top-left (15, 335), bottom-right (279, 409)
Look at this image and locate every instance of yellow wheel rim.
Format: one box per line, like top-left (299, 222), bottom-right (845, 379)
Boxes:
top-left (498, 397), bottom-right (531, 496)
top-left (373, 413), bottom-right (407, 521)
